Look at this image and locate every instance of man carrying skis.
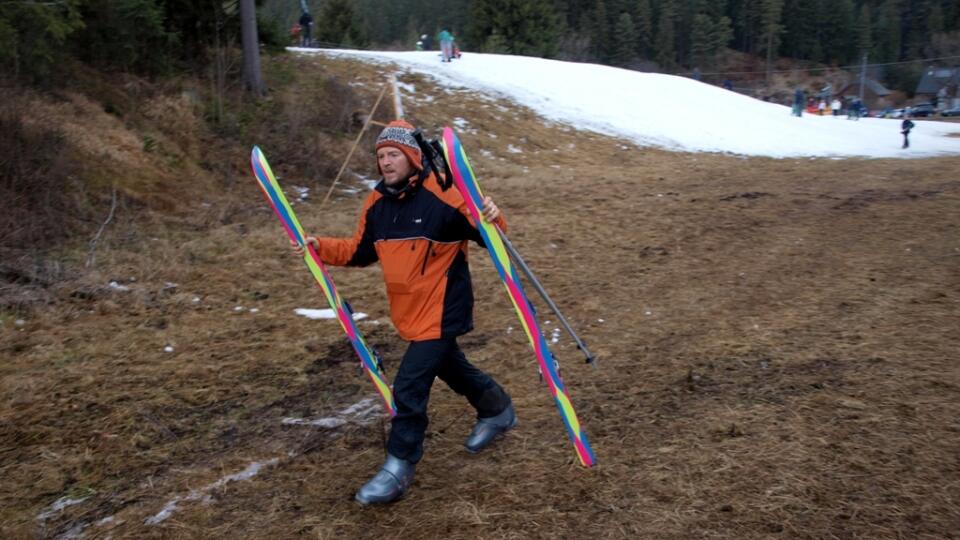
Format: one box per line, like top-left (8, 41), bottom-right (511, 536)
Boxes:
top-left (295, 120), bottom-right (516, 504)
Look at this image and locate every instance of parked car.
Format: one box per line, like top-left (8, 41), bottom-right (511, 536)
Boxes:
top-left (909, 103), bottom-right (936, 117)
top-left (941, 106), bottom-right (960, 117)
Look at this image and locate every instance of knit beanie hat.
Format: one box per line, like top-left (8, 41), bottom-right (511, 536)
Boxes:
top-left (375, 120), bottom-right (423, 173)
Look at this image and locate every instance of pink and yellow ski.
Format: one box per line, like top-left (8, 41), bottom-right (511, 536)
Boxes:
top-left (440, 128), bottom-right (595, 467)
top-left (250, 146), bottom-right (396, 416)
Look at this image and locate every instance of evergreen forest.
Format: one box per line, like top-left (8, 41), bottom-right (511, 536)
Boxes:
top-left (2, 0), bottom-right (959, 93)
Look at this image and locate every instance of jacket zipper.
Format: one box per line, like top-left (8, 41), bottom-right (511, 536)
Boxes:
top-left (420, 240), bottom-right (432, 275)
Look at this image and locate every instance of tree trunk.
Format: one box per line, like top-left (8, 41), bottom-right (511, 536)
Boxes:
top-left (240, 0), bottom-right (265, 97)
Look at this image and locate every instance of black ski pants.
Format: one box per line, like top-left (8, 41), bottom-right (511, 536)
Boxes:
top-left (387, 337), bottom-right (511, 464)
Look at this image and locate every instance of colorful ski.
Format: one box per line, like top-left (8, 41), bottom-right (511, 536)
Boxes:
top-left (439, 128), bottom-right (596, 467)
top-left (250, 146), bottom-right (397, 417)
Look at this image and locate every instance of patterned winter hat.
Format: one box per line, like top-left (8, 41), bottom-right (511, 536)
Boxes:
top-left (375, 120), bottom-right (423, 172)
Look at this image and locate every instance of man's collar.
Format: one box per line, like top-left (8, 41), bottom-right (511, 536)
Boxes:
top-left (375, 168), bottom-right (429, 198)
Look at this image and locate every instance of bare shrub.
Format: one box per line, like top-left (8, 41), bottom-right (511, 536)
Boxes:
top-left (0, 91), bottom-right (86, 306)
top-left (0, 93), bottom-right (80, 252)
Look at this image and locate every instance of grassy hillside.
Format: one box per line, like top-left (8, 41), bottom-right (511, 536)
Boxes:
top-left (3, 51), bottom-right (960, 539)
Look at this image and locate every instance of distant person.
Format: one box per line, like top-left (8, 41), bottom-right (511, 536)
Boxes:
top-left (831, 98), bottom-right (841, 116)
top-left (847, 98), bottom-right (862, 120)
top-left (438, 29), bottom-right (454, 62)
top-left (416, 40), bottom-right (423, 51)
top-left (420, 33), bottom-right (433, 51)
top-left (299, 11), bottom-right (313, 47)
top-left (722, 79), bottom-right (733, 91)
top-left (692, 67), bottom-right (702, 81)
top-left (818, 100), bottom-right (826, 116)
top-left (901, 116), bottom-right (915, 149)
top-left (792, 88), bottom-right (805, 117)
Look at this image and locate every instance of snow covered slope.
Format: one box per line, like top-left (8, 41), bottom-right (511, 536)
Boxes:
top-left (293, 48), bottom-right (960, 159)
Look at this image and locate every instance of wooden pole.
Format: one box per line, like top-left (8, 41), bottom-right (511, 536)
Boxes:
top-left (319, 84), bottom-right (389, 207)
top-left (389, 73), bottom-right (404, 120)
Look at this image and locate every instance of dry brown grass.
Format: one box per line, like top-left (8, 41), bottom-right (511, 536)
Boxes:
top-left (2, 54), bottom-right (960, 539)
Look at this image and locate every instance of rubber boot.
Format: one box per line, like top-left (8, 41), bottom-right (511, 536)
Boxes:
top-left (464, 404), bottom-right (517, 454)
top-left (355, 454), bottom-right (415, 505)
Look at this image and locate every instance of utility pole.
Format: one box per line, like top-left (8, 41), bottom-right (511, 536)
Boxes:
top-left (858, 52), bottom-right (867, 104)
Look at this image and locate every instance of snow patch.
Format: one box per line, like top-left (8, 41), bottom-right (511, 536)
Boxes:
top-left (292, 186), bottom-right (310, 200)
top-left (354, 172), bottom-right (380, 191)
top-left (145, 458), bottom-right (279, 525)
top-left (281, 397), bottom-right (381, 428)
top-left (37, 496), bottom-right (89, 522)
top-left (295, 308), bottom-right (367, 321)
top-left (108, 281), bottom-right (130, 292)
top-left (300, 49), bottom-right (960, 159)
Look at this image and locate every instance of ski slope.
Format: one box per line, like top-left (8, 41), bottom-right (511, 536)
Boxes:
top-left (292, 48), bottom-right (960, 159)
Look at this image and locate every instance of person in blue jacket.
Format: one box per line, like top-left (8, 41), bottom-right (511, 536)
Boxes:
top-left (438, 29), bottom-right (455, 62)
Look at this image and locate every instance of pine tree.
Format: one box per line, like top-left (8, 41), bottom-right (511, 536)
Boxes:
top-left (855, 4), bottom-right (872, 55)
top-left (466, 0), bottom-right (560, 58)
top-left (711, 15), bottom-right (734, 58)
top-left (928, 2), bottom-right (944, 34)
top-left (819, 0), bottom-right (855, 63)
top-left (654, 0), bottom-right (677, 69)
top-left (758, 0), bottom-right (783, 79)
top-left (731, 0), bottom-right (762, 53)
top-left (689, 13), bottom-right (713, 67)
top-left (74, 0), bottom-right (175, 75)
top-left (873, 0), bottom-right (902, 62)
top-left (483, 30), bottom-right (511, 54)
top-left (591, 0), bottom-right (612, 63)
top-left (611, 12), bottom-right (638, 66)
top-left (634, 0), bottom-right (653, 58)
top-left (314, 0), bottom-right (369, 48)
top-left (0, 0), bottom-right (83, 83)
top-left (781, 0), bottom-right (821, 61)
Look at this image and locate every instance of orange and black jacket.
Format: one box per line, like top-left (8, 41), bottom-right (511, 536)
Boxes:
top-left (315, 171), bottom-right (506, 342)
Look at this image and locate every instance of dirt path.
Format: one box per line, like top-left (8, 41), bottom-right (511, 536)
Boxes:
top-left (3, 55), bottom-right (959, 539)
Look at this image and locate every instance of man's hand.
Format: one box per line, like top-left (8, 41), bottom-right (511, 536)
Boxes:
top-left (292, 236), bottom-right (319, 256)
top-left (481, 196), bottom-right (500, 223)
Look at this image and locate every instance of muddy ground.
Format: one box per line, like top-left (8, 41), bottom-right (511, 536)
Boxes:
top-left (2, 55), bottom-right (960, 539)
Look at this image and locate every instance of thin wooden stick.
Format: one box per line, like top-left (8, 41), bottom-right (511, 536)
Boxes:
top-left (85, 183), bottom-right (118, 268)
top-left (389, 73), bottom-right (404, 120)
top-left (319, 83), bottom-right (389, 207)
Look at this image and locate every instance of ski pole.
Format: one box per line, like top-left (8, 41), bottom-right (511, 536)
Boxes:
top-left (494, 225), bottom-right (597, 367)
top-left (413, 129), bottom-right (596, 366)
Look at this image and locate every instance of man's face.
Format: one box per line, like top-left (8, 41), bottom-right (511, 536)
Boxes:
top-left (377, 146), bottom-right (414, 186)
